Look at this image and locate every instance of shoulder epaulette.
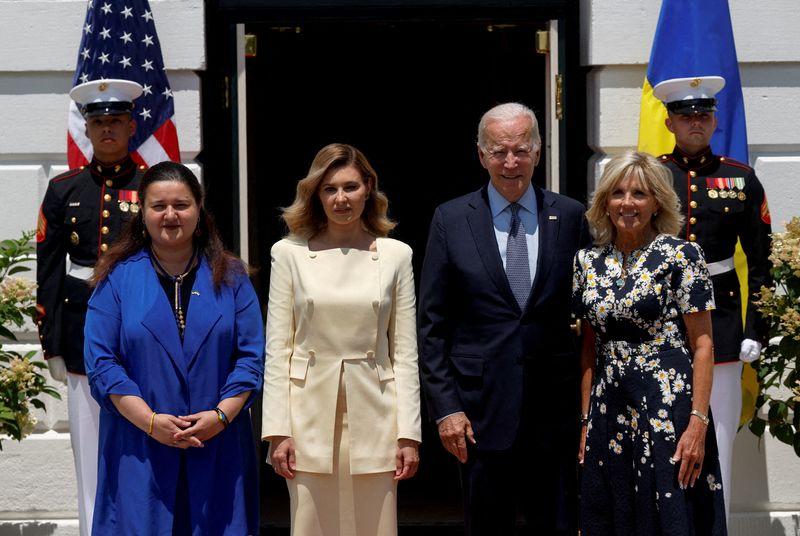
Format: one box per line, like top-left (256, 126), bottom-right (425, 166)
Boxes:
top-left (717, 155), bottom-right (753, 171)
top-left (51, 166), bottom-right (86, 184)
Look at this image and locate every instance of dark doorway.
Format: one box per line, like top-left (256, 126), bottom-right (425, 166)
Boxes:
top-left (244, 19), bottom-right (548, 531)
top-left (245, 20), bottom-right (547, 292)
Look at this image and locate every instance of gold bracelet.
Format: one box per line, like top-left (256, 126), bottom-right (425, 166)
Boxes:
top-left (580, 413), bottom-right (590, 425)
top-left (148, 412), bottom-right (157, 436)
top-left (690, 409), bottom-right (710, 426)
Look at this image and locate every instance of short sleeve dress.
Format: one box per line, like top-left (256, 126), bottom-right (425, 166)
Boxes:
top-left (572, 234), bottom-right (727, 535)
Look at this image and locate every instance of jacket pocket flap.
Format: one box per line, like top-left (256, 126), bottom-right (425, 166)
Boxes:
top-left (289, 356), bottom-right (310, 380)
top-left (450, 354), bottom-right (483, 377)
top-left (374, 353), bottom-right (395, 382)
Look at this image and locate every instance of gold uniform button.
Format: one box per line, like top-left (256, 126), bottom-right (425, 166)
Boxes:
top-left (689, 217), bottom-right (697, 225)
top-left (689, 171), bottom-right (697, 178)
top-left (102, 209), bottom-right (110, 218)
top-left (724, 207), bottom-right (730, 213)
top-left (104, 194), bottom-right (112, 202)
top-left (729, 291), bottom-right (735, 297)
top-left (101, 226), bottom-right (109, 235)
top-left (690, 201), bottom-right (698, 208)
top-left (690, 184), bottom-right (698, 192)
top-left (688, 233), bottom-right (697, 241)
top-left (70, 216), bottom-right (77, 224)
top-left (100, 243), bottom-right (109, 252)
top-left (64, 298), bottom-right (69, 304)
top-left (105, 180), bottom-right (113, 187)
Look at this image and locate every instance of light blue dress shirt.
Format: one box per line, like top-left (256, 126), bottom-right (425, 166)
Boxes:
top-left (487, 182), bottom-right (539, 287)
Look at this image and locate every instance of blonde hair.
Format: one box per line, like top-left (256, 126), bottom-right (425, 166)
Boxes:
top-left (281, 143), bottom-right (396, 239)
top-left (586, 150), bottom-right (684, 247)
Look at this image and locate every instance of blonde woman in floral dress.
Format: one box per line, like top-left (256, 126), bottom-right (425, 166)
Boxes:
top-left (573, 151), bottom-right (727, 535)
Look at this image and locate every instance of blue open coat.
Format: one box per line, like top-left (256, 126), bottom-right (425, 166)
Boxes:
top-left (85, 250), bottom-right (264, 535)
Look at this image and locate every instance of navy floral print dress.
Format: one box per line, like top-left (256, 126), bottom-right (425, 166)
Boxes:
top-left (573, 234), bottom-right (727, 535)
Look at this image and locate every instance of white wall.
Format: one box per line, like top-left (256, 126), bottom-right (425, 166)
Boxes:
top-left (0, 2), bottom-right (205, 533)
top-left (582, 1), bottom-right (800, 532)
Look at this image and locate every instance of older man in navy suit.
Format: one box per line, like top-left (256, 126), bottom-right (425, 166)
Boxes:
top-left (418, 102), bottom-right (591, 535)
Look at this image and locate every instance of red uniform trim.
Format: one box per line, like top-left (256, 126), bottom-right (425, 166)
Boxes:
top-left (761, 196), bottom-right (772, 225)
top-left (51, 167), bottom-right (83, 184)
top-left (36, 206), bottom-right (47, 243)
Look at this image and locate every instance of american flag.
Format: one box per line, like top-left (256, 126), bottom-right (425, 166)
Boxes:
top-left (68, 0), bottom-right (180, 168)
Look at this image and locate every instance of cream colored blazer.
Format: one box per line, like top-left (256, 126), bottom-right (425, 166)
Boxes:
top-left (261, 237), bottom-right (421, 475)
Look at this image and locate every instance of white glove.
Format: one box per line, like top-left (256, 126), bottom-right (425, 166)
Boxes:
top-left (47, 355), bottom-right (68, 383)
top-left (739, 339), bottom-right (762, 363)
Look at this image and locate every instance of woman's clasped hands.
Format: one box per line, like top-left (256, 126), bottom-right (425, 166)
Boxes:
top-left (149, 409), bottom-right (227, 449)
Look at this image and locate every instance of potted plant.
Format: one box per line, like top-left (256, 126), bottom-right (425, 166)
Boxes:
top-left (0, 231), bottom-right (60, 449)
top-left (749, 217), bottom-right (800, 456)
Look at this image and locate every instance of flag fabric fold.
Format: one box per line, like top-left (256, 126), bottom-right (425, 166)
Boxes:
top-left (68, 0), bottom-right (180, 168)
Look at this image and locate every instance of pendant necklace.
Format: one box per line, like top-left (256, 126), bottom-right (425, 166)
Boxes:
top-left (151, 247), bottom-right (198, 339)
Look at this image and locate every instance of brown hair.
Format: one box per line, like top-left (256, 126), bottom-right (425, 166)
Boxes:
top-left (92, 161), bottom-right (247, 290)
top-left (281, 143), bottom-right (396, 239)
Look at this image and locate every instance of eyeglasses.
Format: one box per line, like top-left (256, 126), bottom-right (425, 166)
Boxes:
top-left (486, 146), bottom-right (534, 162)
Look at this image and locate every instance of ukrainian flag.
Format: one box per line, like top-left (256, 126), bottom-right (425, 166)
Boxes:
top-left (638, 0), bottom-right (748, 161)
top-left (637, 0), bottom-right (756, 426)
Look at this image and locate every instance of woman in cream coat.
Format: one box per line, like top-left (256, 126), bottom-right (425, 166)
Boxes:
top-left (262, 143), bottom-right (421, 535)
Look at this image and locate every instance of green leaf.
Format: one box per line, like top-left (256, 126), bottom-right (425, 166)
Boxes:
top-left (30, 399), bottom-right (45, 410)
top-left (772, 423), bottom-right (795, 445)
top-left (0, 325), bottom-right (17, 340)
top-left (7, 266), bottom-right (31, 275)
top-left (768, 401), bottom-right (789, 422)
top-left (749, 417), bottom-right (767, 437)
top-left (778, 336), bottom-right (800, 359)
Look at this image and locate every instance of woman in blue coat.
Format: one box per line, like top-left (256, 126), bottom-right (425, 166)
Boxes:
top-left (84, 161), bottom-right (264, 535)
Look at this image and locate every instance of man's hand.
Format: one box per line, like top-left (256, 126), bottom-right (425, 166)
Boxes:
top-left (47, 356), bottom-right (67, 383)
top-left (437, 412), bottom-right (476, 463)
top-left (739, 339), bottom-right (762, 363)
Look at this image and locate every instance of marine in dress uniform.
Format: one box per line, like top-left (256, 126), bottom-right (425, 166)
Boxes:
top-left (654, 75), bottom-right (772, 520)
top-left (36, 79), bottom-right (145, 536)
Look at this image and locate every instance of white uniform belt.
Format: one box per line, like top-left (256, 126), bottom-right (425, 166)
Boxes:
top-left (707, 256), bottom-right (735, 277)
top-left (67, 264), bottom-right (94, 281)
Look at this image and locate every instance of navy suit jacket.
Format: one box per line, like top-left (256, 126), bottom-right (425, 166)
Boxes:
top-left (418, 185), bottom-right (591, 451)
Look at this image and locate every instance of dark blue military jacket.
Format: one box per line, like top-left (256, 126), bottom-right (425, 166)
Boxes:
top-left (36, 155), bottom-right (145, 373)
top-left (661, 146), bottom-right (771, 363)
